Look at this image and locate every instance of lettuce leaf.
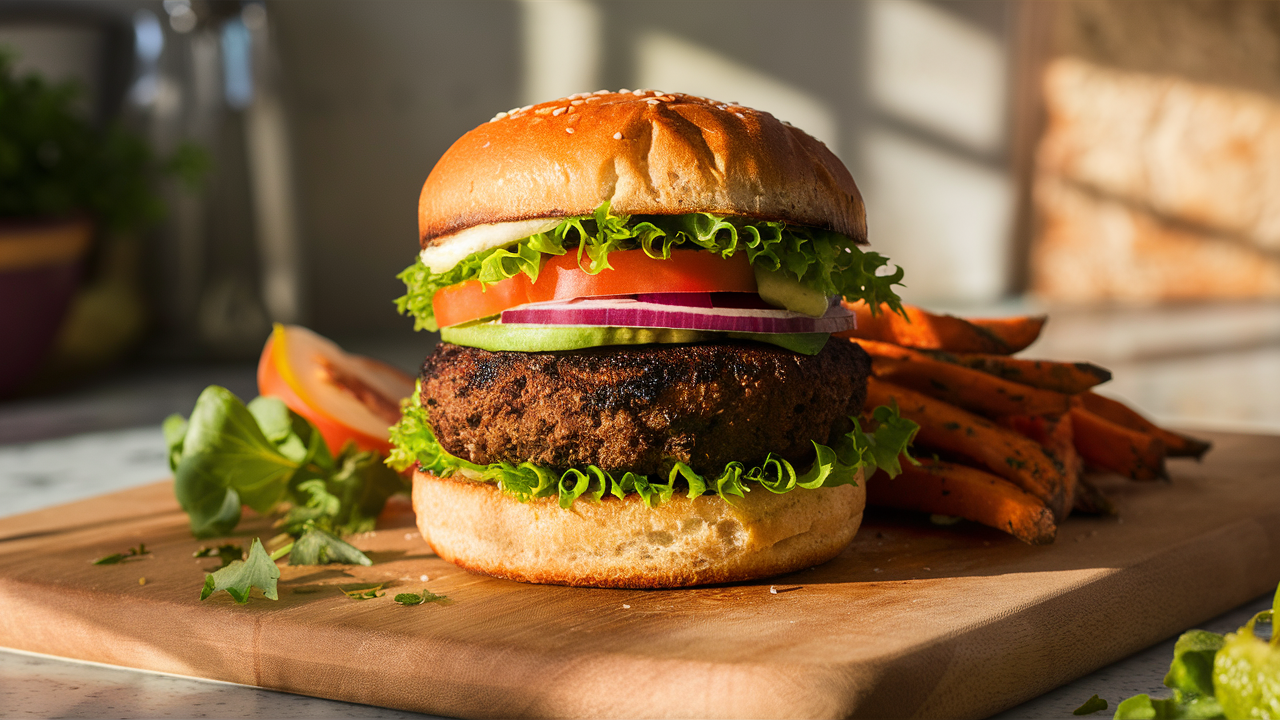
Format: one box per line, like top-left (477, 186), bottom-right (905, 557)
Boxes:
top-left (396, 203), bottom-right (905, 332)
top-left (1102, 582), bottom-right (1279, 720)
top-left (387, 383), bottom-right (918, 508)
top-left (166, 388), bottom-right (407, 540)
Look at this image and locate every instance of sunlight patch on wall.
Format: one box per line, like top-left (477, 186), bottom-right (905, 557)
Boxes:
top-left (868, 0), bottom-right (1006, 154)
top-left (520, 0), bottom-right (602, 105)
top-left (862, 127), bottom-right (1013, 302)
top-left (636, 31), bottom-right (838, 150)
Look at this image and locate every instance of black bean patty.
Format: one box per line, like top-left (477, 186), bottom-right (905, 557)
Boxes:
top-left (420, 340), bottom-right (871, 475)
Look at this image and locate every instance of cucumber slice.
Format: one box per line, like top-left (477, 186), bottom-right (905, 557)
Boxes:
top-left (754, 265), bottom-right (831, 317)
top-left (440, 322), bottom-right (830, 355)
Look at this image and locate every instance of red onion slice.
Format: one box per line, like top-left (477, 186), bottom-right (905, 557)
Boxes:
top-left (500, 296), bottom-right (855, 334)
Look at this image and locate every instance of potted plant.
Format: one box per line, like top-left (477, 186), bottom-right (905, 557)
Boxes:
top-left (0, 49), bottom-right (198, 395)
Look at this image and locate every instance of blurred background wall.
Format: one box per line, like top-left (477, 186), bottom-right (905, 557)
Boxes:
top-left (0, 0), bottom-right (1021, 357)
top-left (2, 0), bottom-right (1278, 384)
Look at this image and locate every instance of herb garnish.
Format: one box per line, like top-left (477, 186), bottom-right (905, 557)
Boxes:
top-left (92, 544), bottom-right (150, 565)
top-left (339, 583), bottom-right (384, 600)
top-left (286, 526), bottom-right (373, 567)
top-left (199, 538), bottom-right (280, 603)
top-left (193, 544), bottom-right (243, 569)
top-left (1073, 694), bottom-right (1107, 715)
top-left (394, 589), bottom-right (448, 606)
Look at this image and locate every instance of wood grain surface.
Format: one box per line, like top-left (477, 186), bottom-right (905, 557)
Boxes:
top-left (1, 430), bottom-right (1278, 719)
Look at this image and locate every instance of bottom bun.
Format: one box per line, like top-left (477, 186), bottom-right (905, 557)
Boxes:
top-left (412, 469), bottom-right (865, 588)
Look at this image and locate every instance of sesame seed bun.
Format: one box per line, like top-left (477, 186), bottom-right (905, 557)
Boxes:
top-left (412, 468), bottom-right (866, 589)
top-left (417, 90), bottom-right (867, 248)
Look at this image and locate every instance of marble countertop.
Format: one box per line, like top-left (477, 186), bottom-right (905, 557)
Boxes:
top-left (2, 304), bottom-right (1278, 719)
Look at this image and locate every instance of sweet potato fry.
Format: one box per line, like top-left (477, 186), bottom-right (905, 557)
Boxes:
top-left (966, 316), bottom-right (1047, 354)
top-left (999, 413), bottom-right (1079, 515)
top-left (871, 356), bottom-right (1072, 417)
top-left (1077, 392), bottom-right (1212, 459)
top-left (848, 338), bottom-right (933, 362)
top-left (839, 301), bottom-right (1014, 354)
top-left (849, 338), bottom-right (1111, 395)
top-left (1069, 406), bottom-right (1167, 481)
top-left (1073, 475), bottom-right (1117, 516)
top-left (867, 378), bottom-right (1070, 520)
top-left (868, 459), bottom-right (1057, 545)
top-left (931, 353), bottom-right (1112, 395)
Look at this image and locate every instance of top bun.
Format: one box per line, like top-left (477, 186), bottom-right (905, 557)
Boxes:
top-left (418, 90), bottom-right (867, 248)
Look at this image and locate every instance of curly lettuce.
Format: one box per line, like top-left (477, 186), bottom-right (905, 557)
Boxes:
top-left (387, 384), bottom-right (918, 508)
top-left (396, 203), bottom-right (905, 332)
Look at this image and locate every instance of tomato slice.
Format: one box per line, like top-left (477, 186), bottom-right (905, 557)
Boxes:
top-left (258, 324), bottom-right (414, 455)
top-left (432, 249), bottom-right (757, 328)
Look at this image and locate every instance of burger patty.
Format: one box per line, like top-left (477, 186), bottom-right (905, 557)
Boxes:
top-left (420, 340), bottom-right (871, 475)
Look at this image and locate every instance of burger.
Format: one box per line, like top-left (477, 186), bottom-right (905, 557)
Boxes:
top-left (387, 90), bottom-right (915, 589)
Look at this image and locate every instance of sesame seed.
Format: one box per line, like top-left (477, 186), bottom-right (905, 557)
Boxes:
top-left (613, 132), bottom-right (623, 140)
top-left (646, 98), bottom-right (660, 105)
top-left (594, 89), bottom-right (609, 95)
top-left (494, 111), bottom-right (508, 119)
top-left (419, 574), bottom-right (429, 581)
top-left (483, 141), bottom-right (490, 148)
top-left (571, 99), bottom-right (583, 106)
top-left (618, 88), bottom-right (630, 93)
top-left (769, 586), bottom-right (777, 594)
top-left (585, 96), bottom-right (600, 102)
top-left (552, 107), bottom-right (565, 116)
top-left (622, 604), bottom-right (630, 609)
top-left (632, 88), bottom-right (646, 96)
top-left (566, 127), bottom-right (574, 134)
top-left (734, 112), bottom-right (745, 119)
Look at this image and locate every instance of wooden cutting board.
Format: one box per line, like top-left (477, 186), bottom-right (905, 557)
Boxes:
top-left (1, 429), bottom-right (1277, 719)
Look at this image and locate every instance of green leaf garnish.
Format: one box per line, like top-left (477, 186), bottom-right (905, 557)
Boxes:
top-left (396, 203), bottom-right (905, 332)
top-left (166, 387), bottom-right (407, 540)
top-left (288, 526), bottom-right (372, 566)
top-left (339, 583), bottom-right (384, 600)
top-left (1104, 581), bottom-right (1280, 720)
top-left (193, 543), bottom-right (244, 569)
top-left (1073, 694), bottom-right (1107, 715)
top-left (387, 382), bottom-right (918, 507)
top-left (92, 543), bottom-right (150, 565)
top-left (394, 589), bottom-right (447, 606)
top-left (1165, 630), bottom-right (1226, 699)
top-left (199, 538), bottom-right (280, 603)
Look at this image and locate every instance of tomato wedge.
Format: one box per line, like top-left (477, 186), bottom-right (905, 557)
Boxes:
top-left (258, 324), bottom-right (415, 455)
top-left (432, 249), bottom-right (757, 328)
